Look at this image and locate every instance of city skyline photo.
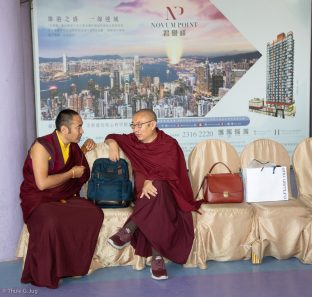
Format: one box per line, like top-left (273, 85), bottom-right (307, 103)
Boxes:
top-left (34, 0), bottom-right (261, 121)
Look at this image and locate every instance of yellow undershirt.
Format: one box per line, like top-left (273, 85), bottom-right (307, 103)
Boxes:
top-left (56, 130), bottom-right (70, 164)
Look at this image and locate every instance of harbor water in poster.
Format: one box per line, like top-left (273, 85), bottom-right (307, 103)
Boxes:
top-left (31, 0), bottom-right (311, 159)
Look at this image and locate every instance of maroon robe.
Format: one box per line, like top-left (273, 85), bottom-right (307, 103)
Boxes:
top-left (106, 129), bottom-right (202, 263)
top-left (20, 131), bottom-right (104, 289)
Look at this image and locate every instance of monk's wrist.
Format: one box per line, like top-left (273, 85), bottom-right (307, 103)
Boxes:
top-left (81, 146), bottom-right (86, 154)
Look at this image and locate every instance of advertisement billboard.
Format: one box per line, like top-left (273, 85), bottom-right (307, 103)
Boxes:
top-left (31, 0), bottom-right (311, 158)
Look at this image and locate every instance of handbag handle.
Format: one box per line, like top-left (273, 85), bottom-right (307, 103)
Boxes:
top-left (194, 162), bottom-right (233, 199)
top-left (209, 162), bottom-right (232, 174)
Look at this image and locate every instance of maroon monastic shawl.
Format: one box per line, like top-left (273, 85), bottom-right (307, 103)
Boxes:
top-left (106, 129), bottom-right (202, 212)
top-left (20, 131), bottom-right (90, 222)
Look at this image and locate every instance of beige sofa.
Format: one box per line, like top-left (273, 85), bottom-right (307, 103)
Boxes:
top-left (240, 139), bottom-right (312, 264)
top-left (16, 143), bottom-right (145, 274)
top-left (187, 139), bottom-right (256, 268)
top-left (293, 137), bottom-right (312, 209)
top-left (17, 139), bottom-right (312, 274)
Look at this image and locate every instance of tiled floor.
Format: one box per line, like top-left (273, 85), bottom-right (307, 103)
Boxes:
top-left (1, 257), bottom-right (312, 297)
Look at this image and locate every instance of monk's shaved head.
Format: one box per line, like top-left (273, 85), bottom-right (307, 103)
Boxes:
top-left (133, 109), bottom-right (157, 122)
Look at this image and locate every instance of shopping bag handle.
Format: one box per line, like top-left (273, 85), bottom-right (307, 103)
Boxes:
top-left (260, 165), bottom-right (281, 173)
top-left (252, 159), bottom-right (270, 165)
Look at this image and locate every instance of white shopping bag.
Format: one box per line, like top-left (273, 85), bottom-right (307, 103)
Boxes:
top-left (243, 166), bottom-right (289, 202)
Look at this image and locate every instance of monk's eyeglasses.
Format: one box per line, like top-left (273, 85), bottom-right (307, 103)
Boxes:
top-left (130, 120), bottom-right (154, 129)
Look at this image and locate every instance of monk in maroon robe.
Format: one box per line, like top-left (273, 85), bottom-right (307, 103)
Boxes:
top-left (105, 109), bottom-right (202, 280)
top-left (20, 109), bottom-right (104, 289)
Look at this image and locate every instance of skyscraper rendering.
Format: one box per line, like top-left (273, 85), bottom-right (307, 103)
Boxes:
top-left (266, 32), bottom-right (294, 110)
top-left (249, 32), bottom-right (295, 118)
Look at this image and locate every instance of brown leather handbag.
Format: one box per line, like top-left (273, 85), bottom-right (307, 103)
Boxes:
top-left (196, 162), bottom-right (244, 203)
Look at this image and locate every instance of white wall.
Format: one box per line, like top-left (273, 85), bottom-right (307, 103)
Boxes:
top-left (0, 0), bottom-right (35, 262)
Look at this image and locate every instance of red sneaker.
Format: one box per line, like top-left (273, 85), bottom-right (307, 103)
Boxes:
top-left (150, 257), bottom-right (168, 280)
top-left (108, 227), bottom-right (131, 249)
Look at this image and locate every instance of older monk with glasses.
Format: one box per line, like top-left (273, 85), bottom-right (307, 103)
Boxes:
top-left (105, 108), bottom-right (202, 280)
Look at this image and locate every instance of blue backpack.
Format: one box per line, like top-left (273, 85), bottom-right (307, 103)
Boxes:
top-left (87, 158), bottom-right (133, 208)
